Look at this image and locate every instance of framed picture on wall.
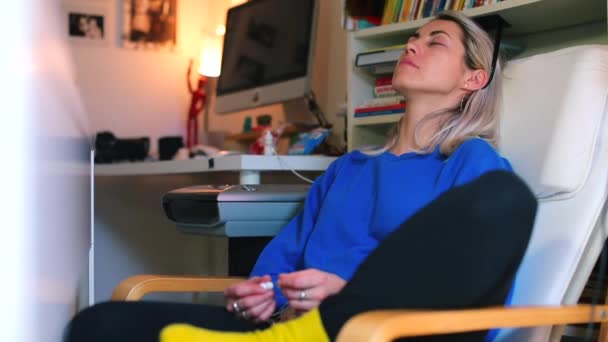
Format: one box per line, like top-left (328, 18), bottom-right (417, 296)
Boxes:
top-left (121, 0), bottom-right (178, 52)
top-left (61, 0), bottom-right (114, 46)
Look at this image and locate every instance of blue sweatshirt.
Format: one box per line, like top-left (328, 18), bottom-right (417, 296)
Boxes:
top-left (250, 138), bottom-right (513, 308)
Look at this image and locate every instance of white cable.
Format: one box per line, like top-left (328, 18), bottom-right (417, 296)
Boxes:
top-left (271, 148), bottom-right (315, 184)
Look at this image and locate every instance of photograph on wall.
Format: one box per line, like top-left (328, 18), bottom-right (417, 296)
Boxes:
top-left (122, 0), bottom-right (178, 51)
top-left (69, 13), bottom-right (105, 39)
top-left (62, 0), bottom-right (112, 45)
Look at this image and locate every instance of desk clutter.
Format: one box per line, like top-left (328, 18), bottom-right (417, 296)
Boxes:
top-left (94, 131), bottom-right (239, 164)
top-left (94, 131), bottom-right (150, 164)
top-left (94, 124), bottom-right (338, 164)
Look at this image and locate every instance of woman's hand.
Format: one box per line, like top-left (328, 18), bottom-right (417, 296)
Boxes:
top-left (224, 275), bottom-right (276, 323)
top-left (278, 269), bottom-right (346, 315)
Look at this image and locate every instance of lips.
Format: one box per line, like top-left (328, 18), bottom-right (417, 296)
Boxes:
top-left (399, 59), bottom-right (419, 69)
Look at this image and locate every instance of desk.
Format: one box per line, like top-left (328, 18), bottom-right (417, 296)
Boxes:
top-left (95, 154), bottom-right (336, 183)
top-left (93, 155), bottom-right (335, 303)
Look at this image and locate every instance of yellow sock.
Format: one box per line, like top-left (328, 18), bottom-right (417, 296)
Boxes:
top-left (160, 308), bottom-right (329, 342)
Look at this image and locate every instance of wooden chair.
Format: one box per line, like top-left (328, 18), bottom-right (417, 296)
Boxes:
top-left (113, 45), bottom-right (608, 341)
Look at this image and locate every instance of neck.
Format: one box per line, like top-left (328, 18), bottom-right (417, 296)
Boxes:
top-left (390, 93), bottom-right (460, 156)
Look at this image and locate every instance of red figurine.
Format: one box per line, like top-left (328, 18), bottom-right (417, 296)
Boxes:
top-left (186, 59), bottom-right (208, 148)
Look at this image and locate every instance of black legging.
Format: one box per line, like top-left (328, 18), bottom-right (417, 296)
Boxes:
top-left (65, 171), bottom-right (537, 342)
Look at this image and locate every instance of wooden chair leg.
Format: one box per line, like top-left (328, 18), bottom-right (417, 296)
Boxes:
top-left (598, 289), bottom-right (608, 342)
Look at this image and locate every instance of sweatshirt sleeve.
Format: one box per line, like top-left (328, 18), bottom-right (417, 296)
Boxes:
top-left (249, 156), bottom-right (343, 308)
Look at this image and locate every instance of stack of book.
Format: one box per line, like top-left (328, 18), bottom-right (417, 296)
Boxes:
top-left (355, 44), bottom-right (404, 75)
top-left (381, 0), bottom-right (507, 25)
top-left (354, 75), bottom-right (406, 118)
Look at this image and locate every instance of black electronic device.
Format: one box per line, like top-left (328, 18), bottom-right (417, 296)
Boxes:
top-left (162, 184), bottom-right (310, 237)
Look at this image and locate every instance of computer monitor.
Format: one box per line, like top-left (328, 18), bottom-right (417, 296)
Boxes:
top-left (215, 0), bottom-right (318, 113)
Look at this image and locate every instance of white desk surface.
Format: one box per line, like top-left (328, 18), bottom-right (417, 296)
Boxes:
top-left (95, 154), bottom-right (337, 176)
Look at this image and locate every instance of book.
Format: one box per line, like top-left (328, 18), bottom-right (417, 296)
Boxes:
top-left (355, 103), bottom-right (405, 113)
top-left (375, 75), bottom-right (393, 86)
top-left (354, 103), bottom-right (406, 117)
top-left (392, 0), bottom-right (404, 23)
top-left (381, 0), bottom-right (396, 25)
top-left (374, 85), bottom-right (398, 97)
top-left (357, 62), bottom-right (396, 75)
top-left (354, 110), bottom-right (405, 118)
top-left (416, 0), bottom-right (425, 20)
top-left (359, 95), bottom-right (405, 108)
top-left (355, 45), bottom-right (404, 67)
top-left (398, 0), bottom-right (412, 22)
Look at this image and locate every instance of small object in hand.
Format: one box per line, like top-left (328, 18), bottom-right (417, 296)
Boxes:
top-left (232, 301), bottom-right (241, 313)
top-left (260, 281), bottom-right (274, 290)
top-left (298, 290), bottom-right (307, 301)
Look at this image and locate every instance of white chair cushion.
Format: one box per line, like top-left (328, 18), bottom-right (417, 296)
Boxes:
top-left (499, 45), bottom-right (608, 199)
top-left (495, 45), bottom-right (608, 342)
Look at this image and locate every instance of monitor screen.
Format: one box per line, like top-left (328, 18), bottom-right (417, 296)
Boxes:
top-left (215, 0), bottom-right (317, 113)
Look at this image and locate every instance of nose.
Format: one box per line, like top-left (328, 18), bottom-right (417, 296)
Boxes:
top-left (406, 41), bottom-right (418, 56)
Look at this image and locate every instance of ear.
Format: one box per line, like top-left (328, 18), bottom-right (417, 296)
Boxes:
top-left (463, 69), bottom-right (489, 91)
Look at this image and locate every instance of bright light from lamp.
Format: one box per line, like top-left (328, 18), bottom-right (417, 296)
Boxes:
top-left (198, 24), bottom-right (225, 77)
top-left (216, 25), bottom-right (226, 36)
top-left (198, 45), bottom-right (222, 77)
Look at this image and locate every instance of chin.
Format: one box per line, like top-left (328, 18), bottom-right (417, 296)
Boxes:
top-left (392, 81), bottom-right (415, 96)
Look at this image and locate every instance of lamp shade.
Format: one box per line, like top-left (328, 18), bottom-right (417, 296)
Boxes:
top-left (198, 24), bottom-right (225, 77)
top-left (198, 1), bottom-right (247, 77)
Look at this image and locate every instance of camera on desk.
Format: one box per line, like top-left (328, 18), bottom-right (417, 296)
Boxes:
top-left (94, 131), bottom-right (150, 164)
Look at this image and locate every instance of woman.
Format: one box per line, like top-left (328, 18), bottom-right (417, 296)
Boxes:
top-left (161, 170), bottom-right (536, 342)
top-left (228, 9), bottom-right (507, 322)
top-left (66, 10), bottom-right (521, 342)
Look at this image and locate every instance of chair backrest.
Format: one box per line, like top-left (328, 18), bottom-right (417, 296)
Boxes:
top-left (495, 45), bottom-right (608, 341)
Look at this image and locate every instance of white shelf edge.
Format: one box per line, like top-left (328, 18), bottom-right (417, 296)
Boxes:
top-left (352, 0), bottom-right (544, 39)
top-left (95, 158), bottom-right (210, 176)
top-left (353, 114), bottom-right (402, 126)
top-left (94, 155), bottom-right (337, 176)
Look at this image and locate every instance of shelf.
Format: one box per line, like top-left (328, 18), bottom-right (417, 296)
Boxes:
top-left (353, 114), bottom-right (402, 126)
top-left (353, 0), bottom-right (606, 40)
top-left (95, 158), bottom-right (209, 176)
top-left (346, 0), bottom-right (607, 152)
top-left (95, 154), bottom-right (337, 176)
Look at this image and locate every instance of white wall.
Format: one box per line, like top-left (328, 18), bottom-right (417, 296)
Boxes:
top-left (0, 1), bottom-right (91, 341)
top-left (72, 0), bottom-right (208, 156)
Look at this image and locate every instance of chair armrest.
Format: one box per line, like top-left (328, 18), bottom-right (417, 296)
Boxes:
top-left (336, 305), bottom-right (608, 342)
top-left (111, 275), bottom-right (246, 301)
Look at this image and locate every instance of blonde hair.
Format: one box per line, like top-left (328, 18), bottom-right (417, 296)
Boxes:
top-left (376, 10), bottom-right (502, 157)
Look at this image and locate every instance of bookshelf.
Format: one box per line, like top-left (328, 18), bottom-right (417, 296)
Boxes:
top-left (346, 0), bottom-right (608, 151)
top-left (353, 113), bottom-right (402, 126)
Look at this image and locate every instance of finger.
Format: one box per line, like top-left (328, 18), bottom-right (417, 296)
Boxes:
top-left (231, 291), bottom-right (274, 312)
top-left (226, 298), bottom-right (243, 313)
top-left (255, 301), bottom-right (276, 323)
top-left (287, 299), bottom-right (321, 311)
top-left (246, 299), bottom-right (274, 321)
top-left (225, 278), bottom-right (273, 298)
top-left (226, 290), bottom-right (271, 313)
top-left (281, 287), bottom-right (327, 302)
top-left (278, 270), bottom-right (324, 289)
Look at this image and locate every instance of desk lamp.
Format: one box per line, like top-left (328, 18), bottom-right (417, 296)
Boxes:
top-left (186, 26), bottom-right (224, 148)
